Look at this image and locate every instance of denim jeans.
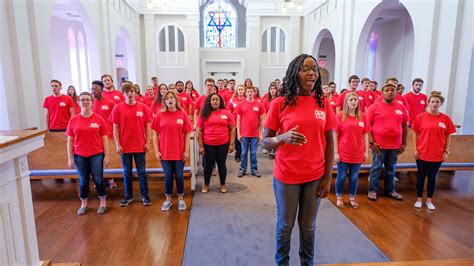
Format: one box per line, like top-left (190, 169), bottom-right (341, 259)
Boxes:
top-left (120, 152), bottom-right (149, 198)
top-left (161, 160), bottom-right (185, 196)
top-left (74, 153), bottom-right (106, 200)
top-left (204, 143), bottom-right (229, 185)
top-left (368, 149), bottom-right (399, 194)
top-left (335, 162), bottom-right (362, 198)
top-left (416, 159), bottom-right (442, 198)
top-left (240, 137), bottom-right (258, 174)
top-left (234, 134), bottom-right (242, 159)
top-left (273, 178), bottom-right (322, 266)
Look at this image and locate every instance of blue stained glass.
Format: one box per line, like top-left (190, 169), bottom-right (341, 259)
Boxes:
top-left (203, 0), bottom-right (237, 48)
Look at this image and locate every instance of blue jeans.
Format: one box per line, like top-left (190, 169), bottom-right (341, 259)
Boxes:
top-left (335, 162), bottom-right (362, 198)
top-left (161, 160), bottom-right (185, 196)
top-left (416, 159), bottom-right (442, 198)
top-left (74, 153), bottom-right (106, 200)
top-left (273, 178), bottom-right (322, 266)
top-left (120, 153), bottom-right (149, 198)
top-left (240, 137), bottom-right (258, 174)
top-left (369, 149), bottom-right (398, 194)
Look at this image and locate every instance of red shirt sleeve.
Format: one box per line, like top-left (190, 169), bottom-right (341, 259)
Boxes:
top-left (264, 98), bottom-right (280, 132)
top-left (98, 115), bottom-right (109, 137)
top-left (324, 99), bottom-right (337, 131)
top-left (151, 113), bottom-right (161, 133)
top-left (182, 112), bottom-right (193, 133)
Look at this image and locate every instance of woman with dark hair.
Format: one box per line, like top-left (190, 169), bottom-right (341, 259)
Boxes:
top-left (263, 54), bottom-right (336, 265)
top-left (412, 91), bottom-right (456, 210)
top-left (150, 84), bottom-right (168, 117)
top-left (244, 78), bottom-right (253, 87)
top-left (152, 91), bottom-right (192, 211)
top-left (67, 92), bottom-right (110, 215)
top-left (68, 85), bottom-right (80, 114)
top-left (197, 93), bottom-right (235, 193)
top-left (263, 82), bottom-right (278, 112)
top-left (186, 80), bottom-right (200, 100)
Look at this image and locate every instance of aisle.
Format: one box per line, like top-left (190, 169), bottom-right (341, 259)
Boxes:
top-left (183, 152), bottom-right (388, 265)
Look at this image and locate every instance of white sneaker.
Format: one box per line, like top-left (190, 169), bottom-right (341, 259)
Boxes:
top-left (426, 202), bottom-right (436, 210)
top-left (161, 200), bottom-right (172, 211)
top-left (414, 201), bottom-right (422, 209)
top-left (178, 199), bottom-right (187, 211)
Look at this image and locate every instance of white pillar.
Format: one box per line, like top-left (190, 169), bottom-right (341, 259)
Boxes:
top-left (185, 14), bottom-right (200, 87)
top-left (143, 14), bottom-right (156, 82)
top-left (246, 15), bottom-right (260, 86)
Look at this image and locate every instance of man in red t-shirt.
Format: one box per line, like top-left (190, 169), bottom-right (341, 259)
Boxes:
top-left (235, 86), bottom-right (265, 177)
top-left (43, 79), bottom-right (75, 131)
top-left (404, 78), bottom-right (427, 126)
top-left (110, 82), bottom-right (152, 207)
top-left (193, 78), bottom-right (217, 126)
top-left (101, 74), bottom-right (125, 104)
top-left (91, 80), bottom-right (115, 139)
top-left (361, 77), bottom-right (375, 107)
top-left (370, 80), bottom-right (381, 99)
top-left (151, 76), bottom-right (159, 96)
top-left (336, 75), bottom-right (367, 114)
top-left (367, 83), bottom-right (408, 201)
top-left (175, 81), bottom-right (194, 117)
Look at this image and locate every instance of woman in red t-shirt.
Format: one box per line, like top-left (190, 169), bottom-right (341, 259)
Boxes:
top-left (185, 80), bottom-right (200, 101)
top-left (334, 92), bottom-right (370, 209)
top-left (67, 85), bottom-right (81, 114)
top-left (263, 82), bottom-right (278, 159)
top-left (150, 84), bottom-right (167, 117)
top-left (66, 92), bottom-right (110, 215)
top-left (263, 54), bottom-right (336, 265)
top-left (228, 84), bottom-right (246, 162)
top-left (412, 91), bottom-right (456, 210)
top-left (197, 94), bottom-right (235, 193)
top-left (152, 91), bottom-right (192, 212)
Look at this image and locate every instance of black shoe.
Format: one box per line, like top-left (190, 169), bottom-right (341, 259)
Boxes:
top-left (252, 172), bottom-right (262, 178)
top-left (119, 195), bottom-right (134, 207)
top-left (235, 157), bottom-right (241, 163)
top-left (268, 154), bottom-right (275, 160)
top-left (142, 195), bottom-right (151, 206)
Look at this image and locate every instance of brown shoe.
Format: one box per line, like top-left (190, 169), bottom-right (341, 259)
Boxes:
top-left (201, 185), bottom-right (209, 194)
top-left (220, 185), bottom-right (227, 193)
top-left (387, 192), bottom-right (403, 201)
top-left (368, 191), bottom-right (378, 201)
top-left (252, 172), bottom-right (262, 178)
top-left (237, 171), bottom-right (244, 178)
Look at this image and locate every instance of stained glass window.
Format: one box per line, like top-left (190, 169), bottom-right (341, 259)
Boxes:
top-left (203, 0), bottom-right (237, 48)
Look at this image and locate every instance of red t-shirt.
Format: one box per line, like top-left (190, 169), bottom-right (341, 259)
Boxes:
top-left (143, 96), bottom-right (155, 107)
top-left (235, 100), bottom-right (265, 138)
top-left (92, 98), bottom-right (115, 138)
top-left (328, 95), bottom-right (338, 113)
top-left (177, 91), bottom-right (194, 115)
top-left (151, 110), bottom-right (192, 160)
top-left (66, 113), bottom-right (109, 157)
top-left (218, 89), bottom-right (232, 104)
top-left (376, 94), bottom-right (409, 108)
top-left (411, 112), bottom-right (456, 162)
top-left (109, 101), bottom-right (151, 153)
top-left (191, 89), bottom-right (200, 100)
top-left (103, 89), bottom-right (125, 104)
top-left (403, 92), bottom-right (427, 126)
top-left (336, 90), bottom-right (366, 111)
top-left (70, 96), bottom-right (80, 114)
top-left (366, 100), bottom-right (408, 149)
top-left (43, 95), bottom-right (75, 130)
top-left (373, 90), bottom-right (382, 98)
top-left (228, 97), bottom-right (244, 119)
top-left (265, 96), bottom-right (337, 184)
top-left (364, 90), bottom-right (375, 107)
top-left (197, 109), bottom-right (235, 146)
top-left (335, 113), bottom-right (370, 164)
top-left (150, 102), bottom-right (163, 118)
top-left (194, 95), bottom-right (207, 116)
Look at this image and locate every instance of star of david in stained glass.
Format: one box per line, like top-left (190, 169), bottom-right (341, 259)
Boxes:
top-left (207, 5), bottom-right (232, 34)
top-left (203, 0), bottom-right (237, 48)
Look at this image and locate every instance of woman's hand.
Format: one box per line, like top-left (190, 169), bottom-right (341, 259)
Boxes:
top-left (67, 158), bottom-right (74, 169)
top-left (370, 142), bottom-right (381, 155)
top-left (317, 178), bottom-right (331, 198)
top-left (413, 149), bottom-right (419, 160)
top-left (363, 152), bottom-right (368, 162)
top-left (103, 156), bottom-right (110, 167)
top-left (155, 151), bottom-right (162, 160)
top-left (199, 146), bottom-right (205, 155)
top-left (116, 145), bottom-right (123, 155)
top-left (334, 153), bottom-right (340, 163)
top-left (228, 143), bottom-right (235, 153)
top-left (442, 151), bottom-right (448, 161)
top-left (183, 151), bottom-right (189, 162)
top-left (279, 125), bottom-right (306, 145)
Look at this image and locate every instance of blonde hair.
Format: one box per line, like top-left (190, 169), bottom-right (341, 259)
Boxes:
top-left (342, 92), bottom-right (362, 122)
top-left (428, 91), bottom-right (445, 104)
top-left (161, 91), bottom-right (182, 112)
top-left (233, 84), bottom-right (245, 98)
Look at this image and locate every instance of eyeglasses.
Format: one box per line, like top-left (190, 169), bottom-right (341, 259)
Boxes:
top-left (79, 98), bottom-right (92, 102)
top-left (300, 65), bottom-right (318, 73)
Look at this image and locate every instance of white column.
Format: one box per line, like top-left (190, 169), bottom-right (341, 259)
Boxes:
top-left (185, 14), bottom-right (200, 87)
top-left (246, 15), bottom-right (260, 86)
top-left (0, 131), bottom-right (46, 265)
top-left (288, 16), bottom-right (301, 60)
top-left (143, 14), bottom-right (156, 82)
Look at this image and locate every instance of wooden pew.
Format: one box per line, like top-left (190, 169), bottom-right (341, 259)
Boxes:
top-left (28, 131), bottom-right (195, 180)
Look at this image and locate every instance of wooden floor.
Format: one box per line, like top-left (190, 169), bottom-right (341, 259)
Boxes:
top-left (32, 163), bottom-right (474, 265)
top-left (32, 178), bottom-right (192, 265)
top-left (326, 170), bottom-right (474, 262)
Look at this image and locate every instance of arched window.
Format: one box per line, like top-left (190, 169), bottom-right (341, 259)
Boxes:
top-left (261, 27), bottom-right (286, 52)
top-left (77, 31), bottom-right (89, 92)
top-left (158, 25), bottom-right (185, 52)
top-left (203, 0), bottom-right (237, 48)
top-left (67, 27), bottom-right (79, 88)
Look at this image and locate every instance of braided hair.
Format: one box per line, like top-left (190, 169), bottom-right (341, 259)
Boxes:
top-left (280, 54), bottom-right (323, 111)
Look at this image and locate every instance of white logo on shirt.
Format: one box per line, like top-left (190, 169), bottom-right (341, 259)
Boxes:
top-left (59, 102), bottom-right (66, 107)
top-left (177, 119), bottom-right (184, 124)
top-left (314, 110), bottom-right (326, 121)
top-left (233, 103), bottom-right (237, 108)
top-left (253, 107), bottom-right (259, 112)
top-left (330, 101), bottom-right (335, 105)
top-left (182, 97), bottom-right (187, 101)
top-left (101, 105), bottom-right (109, 110)
top-left (221, 115), bottom-right (228, 120)
top-left (369, 95), bottom-right (373, 100)
top-left (136, 111), bottom-right (143, 117)
top-left (397, 100), bottom-right (404, 105)
top-left (114, 96), bottom-right (120, 100)
top-left (358, 96), bottom-right (364, 101)
top-left (395, 110), bottom-right (403, 115)
top-left (420, 100), bottom-right (425, 105)
top-left (359, 122), bottom-right (364, 127)
top-left (90, 123), bottom-right (99, 128)
top-left (439, 122), bottom-right (446, 129)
